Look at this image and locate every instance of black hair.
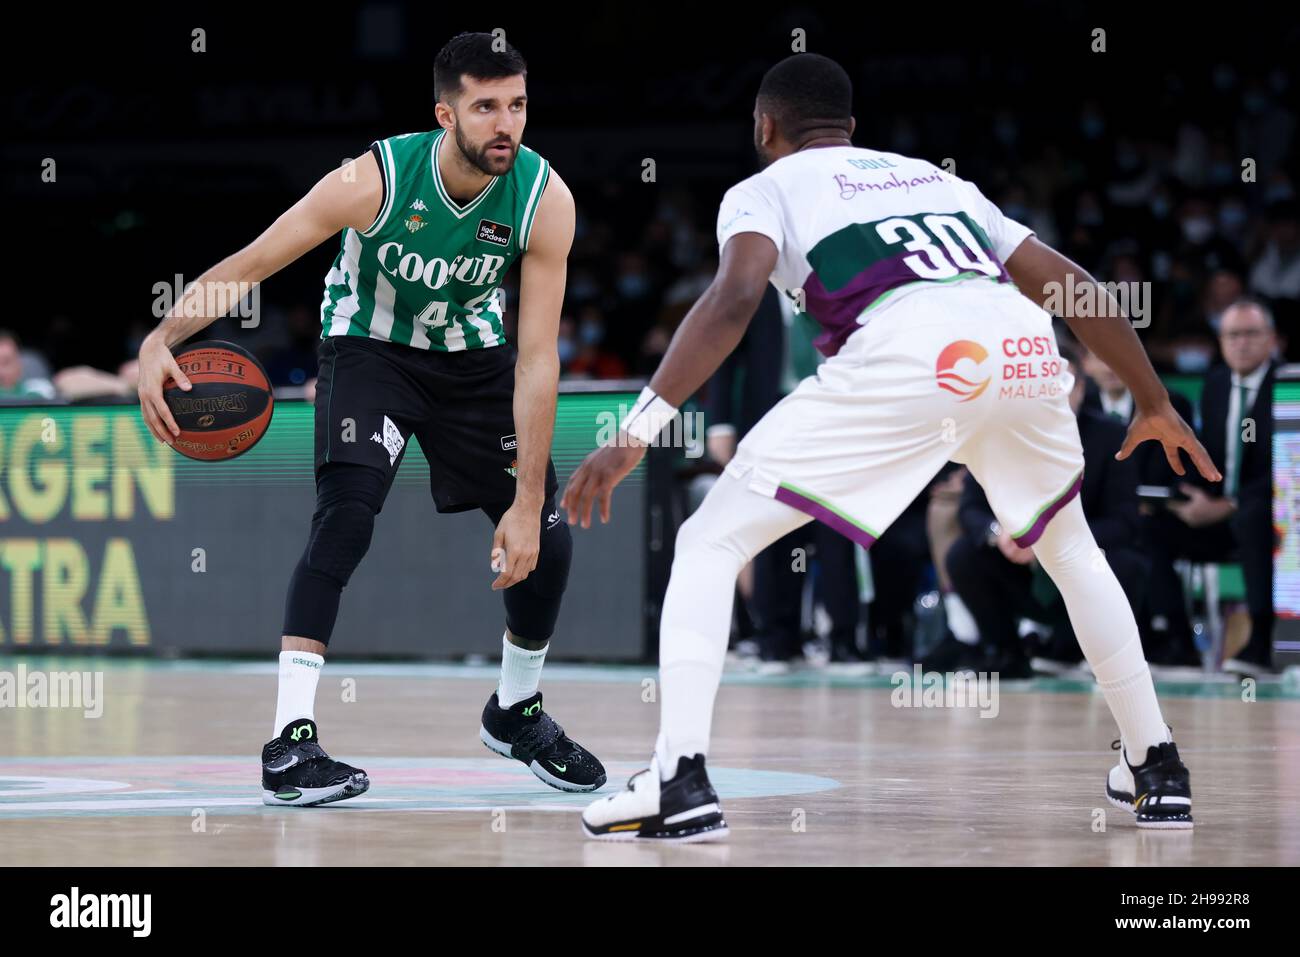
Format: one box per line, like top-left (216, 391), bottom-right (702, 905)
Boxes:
top-left (756, 53), bottom-right (853, 142)
top-left (434, 32), bottom-right (527, 102)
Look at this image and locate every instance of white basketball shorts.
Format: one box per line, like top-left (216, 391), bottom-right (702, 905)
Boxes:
top-left (725, 279), bottom-right (1086, 548)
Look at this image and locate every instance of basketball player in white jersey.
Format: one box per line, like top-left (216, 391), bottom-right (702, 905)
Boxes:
top-left (563, 53), bottom-right (1219, 840)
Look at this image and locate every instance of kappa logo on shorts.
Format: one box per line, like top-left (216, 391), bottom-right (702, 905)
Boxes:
top-left (500, 433), bottom-right (517, 451)
top-left (370, 415), bottom-right (405, 466)
top-left (935, 340), bottom-right (990, 402)
top-left (477, 219), bottom-right (513, 247)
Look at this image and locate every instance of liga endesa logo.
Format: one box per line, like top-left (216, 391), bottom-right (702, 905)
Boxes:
top-left (935, 340), bottom-right (990, 401)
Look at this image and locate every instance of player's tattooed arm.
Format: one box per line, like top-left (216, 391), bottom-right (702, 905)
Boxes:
top-left (137, 153), bottom-right (382, 444)
top-left (1005, 236), bottom-right (1221, 483)
top-left (491, 171), bottom-right (575, 588)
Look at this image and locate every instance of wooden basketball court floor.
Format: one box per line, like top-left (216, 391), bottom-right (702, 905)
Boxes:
top-left (2, 657), bottom-right (1298, 866)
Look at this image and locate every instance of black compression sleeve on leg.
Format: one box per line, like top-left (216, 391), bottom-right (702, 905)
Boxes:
top-left (483, 496), bottom-right (573, 645)
top-left (282, 464), bottom-right (389, 645)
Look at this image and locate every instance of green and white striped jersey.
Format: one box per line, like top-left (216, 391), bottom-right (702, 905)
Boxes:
top-left (319, 129), bottom-right (551, 351)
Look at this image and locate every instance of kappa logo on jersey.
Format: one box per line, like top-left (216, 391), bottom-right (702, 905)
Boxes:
top-left (405, 214), bottom-right (427, 233)
top-left (935, 340), bottom-right (990, 402)
top-left (500, 433), bottom-right (517, 451)
top-left (476, 219), bottom-right (513, 247)
top-left (410, 198), bottom-right (428, 211)
top-left (370, 414), bottom-right (406, 465)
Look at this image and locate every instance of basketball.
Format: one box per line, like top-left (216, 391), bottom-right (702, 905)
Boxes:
top-left (163, 340), bottom-right (274, 461)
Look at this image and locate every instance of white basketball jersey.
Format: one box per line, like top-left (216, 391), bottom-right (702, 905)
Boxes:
top-left (716, 146), bottom-right (1034, 357)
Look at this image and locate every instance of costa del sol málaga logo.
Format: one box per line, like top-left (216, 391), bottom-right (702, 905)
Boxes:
top-left (935, 340), bottom-right (990, 401)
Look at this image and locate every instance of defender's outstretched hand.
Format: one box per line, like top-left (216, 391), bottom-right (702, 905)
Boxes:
top-left (1116, 400), bottom-right (1222, 483)
top-left (561, 442), bottom-right (646, 528)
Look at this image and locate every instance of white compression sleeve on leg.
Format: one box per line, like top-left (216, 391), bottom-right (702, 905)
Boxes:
top-left (1029, 497), bottom-right (1169, 762)
top-left (655, 473), bottom-right (810, 778)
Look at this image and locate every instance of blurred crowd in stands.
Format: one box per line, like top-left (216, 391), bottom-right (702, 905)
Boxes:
top-left (4, 64), bottom-right (1296, 402)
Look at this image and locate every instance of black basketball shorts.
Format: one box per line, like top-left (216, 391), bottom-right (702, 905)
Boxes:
top-left (312, 335), bottom-right (558, 513)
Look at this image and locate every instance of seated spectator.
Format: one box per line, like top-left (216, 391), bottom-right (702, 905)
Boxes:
top-left (1079, 343), bottom-right (1198, 665)
top-left (1144, 299), bottom-right (1279, 672)
top-left (0, 330), bottom-right (56, 401)
top-left (944, 350), bottom-right (1146, 678)
top-left (53, 359), bottom-right (140, 400)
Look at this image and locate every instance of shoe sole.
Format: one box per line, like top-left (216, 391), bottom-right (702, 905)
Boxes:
top-left (479, 726), bottom-right (606, 793)
top-left (262, 775), bottom-right (369, 807)
top-left (1105, 785), bottom-right (1193, 830)
top-left (581, 820), bottom-right (730, 843)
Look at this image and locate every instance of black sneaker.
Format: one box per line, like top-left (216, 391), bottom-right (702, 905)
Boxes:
top-left (480, 691), bottom-right (606, 792)
top-left (582, 754), bottom-right (728, 842)
top-left (261, 718), bottom-right (369, 807)
top-left (1105, 738), bottom-right (1193, 829)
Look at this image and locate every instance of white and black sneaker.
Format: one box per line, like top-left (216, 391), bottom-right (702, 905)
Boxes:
top-left (1105, 736), bottom-right (1193, 829)
top-left (261, 718), bottom-right (369, 807)
top-left (582, 753), bottom-right (729, 843)
top-left (480, 691), bottom-right (606, 792)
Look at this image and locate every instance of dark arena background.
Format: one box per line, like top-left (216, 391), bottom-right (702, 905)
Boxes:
top-left (0, 0), bottom-right (1296, 917)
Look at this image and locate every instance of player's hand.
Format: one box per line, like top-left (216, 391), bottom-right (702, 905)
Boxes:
top-left (136, 332), bottom-right (191, 445)
top-left (490, 500), bottom-right (541, 590)
top-left (561, 438), bottom-right (647, 528)
top-left (1117, 399), bottom-right (1222, 483)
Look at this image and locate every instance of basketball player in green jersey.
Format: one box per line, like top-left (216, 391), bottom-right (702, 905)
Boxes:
top-left (136, 33), bottom-right (606, 804)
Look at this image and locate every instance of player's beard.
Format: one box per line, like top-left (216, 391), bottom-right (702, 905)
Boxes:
top-left (455, 125), bottom-right (518, 176)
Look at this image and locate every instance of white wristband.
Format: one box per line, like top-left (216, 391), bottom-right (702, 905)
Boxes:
top-left (620, 386), bottom-right (678, 446)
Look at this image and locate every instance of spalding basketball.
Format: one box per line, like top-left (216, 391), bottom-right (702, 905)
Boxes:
top-left (163, 340), bottom-right (274, 461)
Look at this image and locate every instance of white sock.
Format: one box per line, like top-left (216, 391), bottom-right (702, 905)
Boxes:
top-left (1029, 498), bottom-right (1169, 764)
top-left (943, 592), bottom-right (979, 645)
top-left (655, 474), bottom-right (809, 780)
top-left (273, 650), bottom-right (323, 736)
top-left (498, 633), bottom-right (547, 708)
top-left (1095, 658), bottom-right (1172, 766)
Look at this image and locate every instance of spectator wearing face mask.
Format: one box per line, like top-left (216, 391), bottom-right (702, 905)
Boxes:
top-left (1175, 196), bottom-right (1245, 277)
top-left (565, 308), bottom-right (627, 380)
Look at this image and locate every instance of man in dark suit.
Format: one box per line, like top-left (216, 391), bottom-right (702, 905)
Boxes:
top-left (1081, 347), bottom-right (1199, 665)
top-left (946, 349), bottom-right (1147, 677)
top-left (1145, 299), bottom-right (1279, 671)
